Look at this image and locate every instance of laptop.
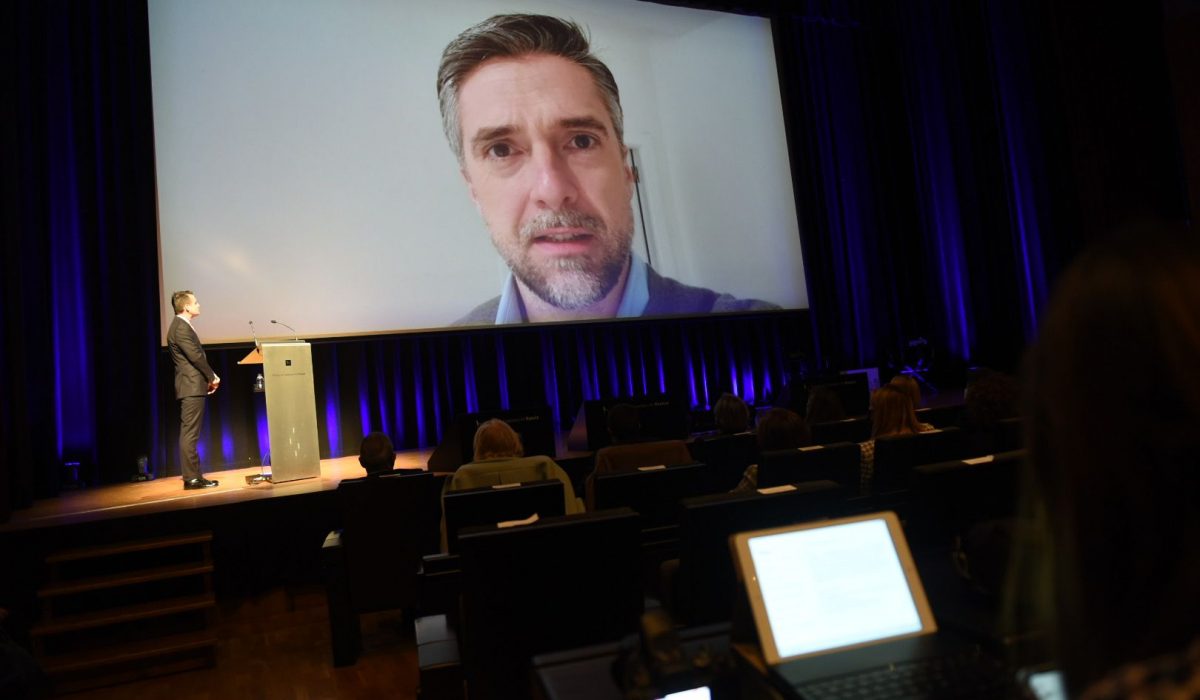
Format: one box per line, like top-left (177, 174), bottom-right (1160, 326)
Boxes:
top-left (731, 511), bottom-right (1014, 699)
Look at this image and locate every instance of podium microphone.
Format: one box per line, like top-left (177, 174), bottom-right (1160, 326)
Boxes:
top-left (270, 319), bottom-right (299, 341)
top-left (249, 320), bottom-right (261, 350)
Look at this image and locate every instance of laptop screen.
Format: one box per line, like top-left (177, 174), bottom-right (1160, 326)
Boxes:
top-left (734, 512), bottom-right (937, 665)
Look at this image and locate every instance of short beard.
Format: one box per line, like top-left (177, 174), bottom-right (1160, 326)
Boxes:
top-left (505, 209), bottom-right (632, 311)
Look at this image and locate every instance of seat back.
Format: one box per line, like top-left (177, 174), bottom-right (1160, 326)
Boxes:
top-left (592, 463), bottom-right (707, 526)
top-left (756, 442), bottom-right (860, 489)
top-left (594, 439), bottom-right (694, 475)
top-left (675, 481), bottom-right (844, 624)
top-left (336, 471), bottom-right (438, 613)
top-left (908, 450), bottom-right (1024, 547)
top-left (688, 433), bottom-right (759, 492)
top-left (442, 480), bottom-right (565, 553)
top-left (458, 509), bottom-right (642, 700)
top-left (872, 427), bottom-right (966, 493)
top-left (811, 417), bottom-right (871, 445)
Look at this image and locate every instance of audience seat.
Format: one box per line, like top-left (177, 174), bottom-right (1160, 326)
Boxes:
top-left (811, 416), bottom-right (871, 445)
top-left (457, 509), bottom-right (643, 700)
top-left (756, 442), bottom-right (861, 489)
top-left (668, 481), bottom-right (846, 625)
top-left (688, 432), bottom-right (759, 492)
top-left (871, 427), bottom-right (966, 494)
top-left (442, 480), bottom-right (565, 553)
top-left (323, 470), bottom-right (439, 666)
top-left (594, 439), bottom-right (694, 475)
top-left (590, 463), bottom-right (707, 526)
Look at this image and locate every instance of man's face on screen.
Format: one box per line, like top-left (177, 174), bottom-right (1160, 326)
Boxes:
top-left (458, 53), bottom-right (635, 311)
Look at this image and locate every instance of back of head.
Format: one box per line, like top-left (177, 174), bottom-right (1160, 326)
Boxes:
top-left (805, 386), bottom-right (846, 424)
top-left (963, 369), bottom-right (1019, 429)
top-left (713, 393), bottom-right (750, 434)
top-left (869, 385), bottom-right (920, 439)
top-left (606, 403), bottom-right (641, 444)
top-left (358, 432), bottom-right (395, 475)
top-left (756, 408), bottom-right (811, 451)
top-left (473, 419), bottom-right (524, 461)
top-left (888, 374), bottom-right (923, 410)
top-left (1022, 222), bottom-right (1200, 691)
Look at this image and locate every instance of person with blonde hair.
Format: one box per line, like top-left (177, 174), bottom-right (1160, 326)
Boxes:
top-left (889, 374), bottom-right (934, 430)
top-left (471, 418), bottom-right (524, 461)
top-left (443, 419), bottom-right (582, 539)
top-left (858, 385), bottom-right (923, 492)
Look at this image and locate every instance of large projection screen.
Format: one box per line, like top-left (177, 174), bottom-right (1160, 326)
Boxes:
top-left (149, 0), bottom-right (807, 344)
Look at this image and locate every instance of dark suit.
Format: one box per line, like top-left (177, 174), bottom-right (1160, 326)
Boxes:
top-left (167, 316), bottom-right (216, 481)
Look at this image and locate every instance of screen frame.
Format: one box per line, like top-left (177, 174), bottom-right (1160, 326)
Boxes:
top-left (731, 510), bottom-right (938, 666)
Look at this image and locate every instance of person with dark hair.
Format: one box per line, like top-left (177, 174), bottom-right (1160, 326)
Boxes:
top-left (712, 392), bottom-right (751, 435)
top-left (858, 385), bottom-right (922, 493)
top-left (605, 403), bottom-right (641, 445)
top-left (438, 14), bottom-right (777, 325)
top-left (1013, 223), bottom-right (1200, 698)
top-left (732, 408), bottom-right (811, 492)
top-left (804, 385), bottom-right (846, 424)
top-left (358, 432), bottom-right (396, 476)
top-left (167, 290), bottom-right (220, 490)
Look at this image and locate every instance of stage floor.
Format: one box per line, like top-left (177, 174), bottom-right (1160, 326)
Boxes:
top-left (0, 448), bottom-right (435, 534)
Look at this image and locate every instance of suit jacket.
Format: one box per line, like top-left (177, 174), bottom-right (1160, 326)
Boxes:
top-left (453, 265), bottom-right (779, 325)
top-left (168, 316), bottom-right (216, 399)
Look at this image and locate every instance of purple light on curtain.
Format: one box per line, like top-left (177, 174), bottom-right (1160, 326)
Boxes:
top-left (47, 18), bottom-right (96, 465)
top-left (391, 350), bottom-right (406, 446)
top-left (430, 345), bottom-right (445, 443)
top-left (375, 347), bottom-right (392, 437)
top-left (324, 348), bottom-right (342, 457)
top-left (413, 343), bottom-right (427, 446)
top-left (635, 338), bottom-right (649, 395)
top-left (620, 334), bottom-right (634, 397)
top-left (652, 332), bottom-right (666, 394)
top-left (986, 0), bottom-right (1048, 338)
top-left (255, 397), bottom-right (270, 464)
top-left (681, 335), bottom-right (698, 407)
top-left (900, 4), bottom-right (973, 360)
top-left (577, 333), bottom-right (599, 401)
top-left (462, 337), bottom-right (479, 413)
top-left (604, 334), bottom-right (620, 396)
top-left (358, 348), bottom-right (372, 437)
top-left (540, 334), bottom-right (562, 432)
top-left (741, 364), bottom-right (758, 405)
top-left (494, 336), bottom-right (509, 409)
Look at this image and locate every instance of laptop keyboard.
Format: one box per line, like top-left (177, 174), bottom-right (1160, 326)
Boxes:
top-left (795, 653), bottom-right (1015, 699)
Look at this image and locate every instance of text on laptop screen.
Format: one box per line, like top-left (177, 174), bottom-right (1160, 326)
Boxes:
top-left (747, 518), bottom-right (924, 659)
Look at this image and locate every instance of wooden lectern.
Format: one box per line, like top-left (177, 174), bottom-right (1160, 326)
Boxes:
top-left (238, 341), bottom-right (321, 482)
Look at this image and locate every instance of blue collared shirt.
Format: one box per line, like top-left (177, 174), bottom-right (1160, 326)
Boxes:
top-left (493, 256), bottom-right (650, 324)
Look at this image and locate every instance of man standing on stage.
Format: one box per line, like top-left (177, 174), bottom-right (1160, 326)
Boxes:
top-left (168, 290), bottom-right (221, 490)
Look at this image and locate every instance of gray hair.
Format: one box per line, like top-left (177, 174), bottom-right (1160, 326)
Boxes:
top-left (437, 14), bottom-right (625, 164)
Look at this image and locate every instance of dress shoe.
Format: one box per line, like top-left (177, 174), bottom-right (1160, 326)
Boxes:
top-left (183, 477), bottom-right (219, 490)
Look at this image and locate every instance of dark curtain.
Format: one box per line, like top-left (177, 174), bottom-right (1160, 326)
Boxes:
top-left (2, 0), bottom-right (1191, 516)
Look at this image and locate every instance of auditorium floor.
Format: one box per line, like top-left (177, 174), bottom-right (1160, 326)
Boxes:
top-left (63, 585), bottom-right (420, 699)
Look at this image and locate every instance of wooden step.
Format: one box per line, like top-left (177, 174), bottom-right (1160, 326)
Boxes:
top-left (38, 561), bottom-right (214, 598)
top-left (31, 593), bottom-right (215, 636)
top-left (46, 532), bottom-right (212, 564)
top-left (40, 629), bottom-right (217, 674)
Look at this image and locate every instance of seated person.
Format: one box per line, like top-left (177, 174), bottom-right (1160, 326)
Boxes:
top-left (732, 407), bottom-right (812, 491)
top-left (445, 419), bottom-right (583, 514)
top-left (889, 374), bottom-right (935, 430)
top-left (859, 385), bottom-right (922, 493)
top-left (712, 392), bottom-right (751, 435)
top-left (805, 385), bottom-right (846, 424)
top-left (358, 431), bottom-right (396, 476)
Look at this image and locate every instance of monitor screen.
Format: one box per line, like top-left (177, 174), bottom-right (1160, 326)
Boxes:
top-left (148, 0), bottom-right (807, 343)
